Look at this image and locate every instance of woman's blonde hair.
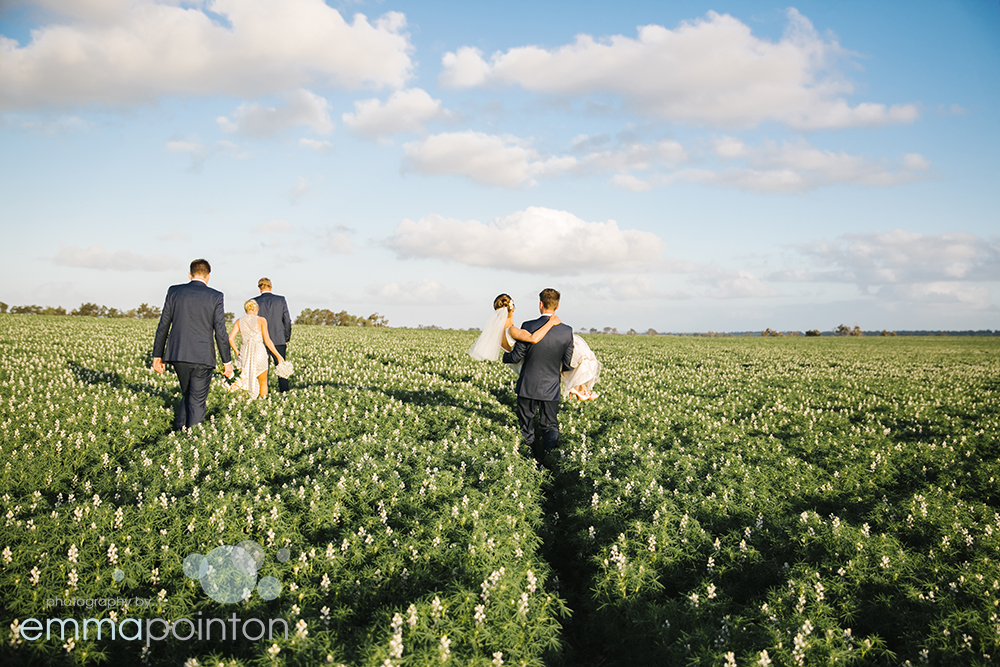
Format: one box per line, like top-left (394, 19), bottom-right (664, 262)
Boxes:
top-left (244, 299), bottom-right (258, 313)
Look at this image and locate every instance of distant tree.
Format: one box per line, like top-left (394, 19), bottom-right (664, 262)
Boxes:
top-left (11, 305), bottom-right (43, 315)
top-left (296, 308), bottom-right (389, 327)
top-left (225, 312), bottom-right (235, 325)
top-left (589, 328), bottom-right (597, 334)
top-left (135, 303), bottom-right (161, 319)
top-left (762, 328), bottom-right (781, 337)
top-left (366, 313), bottom-right (389, 327)
top-left (880, 329), bottom-right (897, 337)
top-left (72, 303), bottom-right (104, 317)
top-left (42, 306), bottom-right (67, 316)
top-left (806, 329), bottom-right (821, 337)
top-left (834, 324), bottom-right (863, 337)
top-left (0, 302), bottom-right (7, 314)
top-left (646, 328), bottom-right (658, 336)
top-left (627, 328), bottom-right (637, 335)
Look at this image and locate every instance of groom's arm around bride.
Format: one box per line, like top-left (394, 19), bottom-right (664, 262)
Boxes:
top-left (502, 288), bottom-right (574, 464)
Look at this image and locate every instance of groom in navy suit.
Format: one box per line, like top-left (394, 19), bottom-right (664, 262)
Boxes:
top-left (253, 277), bottom-right (292, 393)
top-left (152, 259), bottom-right (233, 430)
top-left (502, 288), bottom-right (574, 465)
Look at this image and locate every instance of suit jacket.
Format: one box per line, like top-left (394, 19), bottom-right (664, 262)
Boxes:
top-left (153, 280), bottom-right (231, 367)
top-left (253, 292), bottom-right (292, 346)
top-left (502, 315), bottom-right (574, 401)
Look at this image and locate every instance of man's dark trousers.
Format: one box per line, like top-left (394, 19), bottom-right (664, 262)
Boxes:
top-left (516, 397), bottom-right (560, 461)
top-left (172, 362), bottom-right (215, 429)
top-left (268, 344), bottom-right (288, 393)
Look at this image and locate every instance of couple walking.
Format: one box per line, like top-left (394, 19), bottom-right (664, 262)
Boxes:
top-left (152, 260), bottom-right (291, 430)
top-left (469, 288), bottom-right (601, 466)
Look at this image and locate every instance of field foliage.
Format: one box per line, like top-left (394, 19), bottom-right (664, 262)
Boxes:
top-left (0, 315), bottom-right (997, 666)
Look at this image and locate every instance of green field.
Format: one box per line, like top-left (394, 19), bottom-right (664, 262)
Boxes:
top-left (1, 315), bottom-right (998, 666)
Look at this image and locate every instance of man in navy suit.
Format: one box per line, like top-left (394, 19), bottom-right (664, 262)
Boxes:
top-left (253, 277), bottom-right (292, 393)
top-left (502, 288), bottom-right (574, 465)
top-left (152, 259), bottom-right (233, 429)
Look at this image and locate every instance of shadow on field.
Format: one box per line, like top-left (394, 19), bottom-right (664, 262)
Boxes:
top-left (67, 359), bottom-right (175, 406)
top-left (297, 379), bottom-right (514, 427)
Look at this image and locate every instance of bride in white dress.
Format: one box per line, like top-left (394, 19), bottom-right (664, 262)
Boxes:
top-left (468, 294), bottom-right (601, 400)
top-left (228, 299), bottom-right (285, 399)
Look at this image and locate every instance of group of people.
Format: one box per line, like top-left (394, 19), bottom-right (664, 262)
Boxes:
top-left (468, 288), bottom-right (601, 466)
top-left (152, 260), bottom-right (600, 467)
top-left (152, 260), bottom-right (291, 430)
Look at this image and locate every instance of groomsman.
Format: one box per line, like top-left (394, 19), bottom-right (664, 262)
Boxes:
top-left (152, 259), bottom-right (232, 429)
top-left (253, 277), bottom-right (292, 393)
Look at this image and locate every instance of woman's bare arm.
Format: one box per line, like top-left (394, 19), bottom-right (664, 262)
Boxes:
top-left (228, 319), bottom-right (241, 356)
top-left (509, 314), bottom-right (561, 344)
top-left (500, 309), bottom-right (515, 352)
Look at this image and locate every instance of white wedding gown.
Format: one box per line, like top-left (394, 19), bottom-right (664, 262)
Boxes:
top-left (231, 314), bottom-right (269, 399)
top-left (468, 308), bottom-right (601, 398)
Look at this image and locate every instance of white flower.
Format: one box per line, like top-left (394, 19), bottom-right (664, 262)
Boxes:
top-left (439, 635), bottom-right (451, 662)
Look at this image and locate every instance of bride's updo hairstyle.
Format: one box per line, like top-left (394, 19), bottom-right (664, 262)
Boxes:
top-left (244, 299), bottom-right (259, 313)
top-left (493, 294), bottom-right (512, 311)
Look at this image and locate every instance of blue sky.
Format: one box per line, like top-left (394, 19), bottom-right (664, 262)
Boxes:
top-left (2, 0), bottom-right (998, 332)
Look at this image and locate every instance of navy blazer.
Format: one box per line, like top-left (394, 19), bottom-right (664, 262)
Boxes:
top-left (502, 315), bottom-right (574, 401)
top-left (253, 292), bottom-right (292, 346)
top-left (153, 280), bottom-right (231, 367)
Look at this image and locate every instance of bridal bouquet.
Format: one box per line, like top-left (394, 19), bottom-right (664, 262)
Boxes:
top-left (217, 364), bottom-right (241, 387)
top-left (275, 360), bottom-right (294, 379)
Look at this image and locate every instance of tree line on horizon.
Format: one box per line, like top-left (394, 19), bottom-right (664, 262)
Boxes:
top-left (0, 301), bottom-right (389, 328)
top-left (1, 302), bottom-right (995, 336)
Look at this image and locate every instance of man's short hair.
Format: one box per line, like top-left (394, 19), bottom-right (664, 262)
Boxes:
top-left (190, 259), bottom-right (211, 277)
top-left (539, 288), bottom-right (560, 310)
top-left (258, 277), bottom-right (272, 290)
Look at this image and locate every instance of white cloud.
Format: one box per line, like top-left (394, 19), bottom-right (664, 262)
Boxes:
top-left (343, 88), bottom-right (451, 141)
top-left (697, 269), bottom-right (781, 299)
top-left (52, 244), bottom-right (176, 271)
top-left (403, 131), bottom-right (576, 188)
top-left (781, 230), bottom-right (1000, 286)
top-left (0, 113), bottom-right (92, 134)
top-left (609, 173), bottom-right (652, 192)
top-left (666, 139), bottom-right (931, 192)
top-left (576, 275), bottom-right (689, 300)
top-left (254, 219), bottom-right (294, 234)
top-left (287, 177), bottom-right (310, 204)
top-left (166, 137), bottom-right (249, 171)
top-left (384, 206), bottom-right (665, 275)
top-left (440, 9), bottom-right (918, 129)
top-left (439, 46), bottom-right (492, 88)
top-left (0, 0), bottom-right (413, 110)
top-left (217, 89), bottom-right (333, 137)
top-left (298, 138), bottom-right (334, 153)
top-left (578, 139), bottom-right (686, 173)
top-left (712, 136), bottom-right (748, 158)
top-left (365, 279), bottom-right (463, 305)
top-left (875, 282), bottom-right (991, 309)
top-left (317, 228), bottom-right (353, 255)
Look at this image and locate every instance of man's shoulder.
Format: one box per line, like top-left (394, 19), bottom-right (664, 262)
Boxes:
top-left (175, 281), bottom-right (223, 299)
